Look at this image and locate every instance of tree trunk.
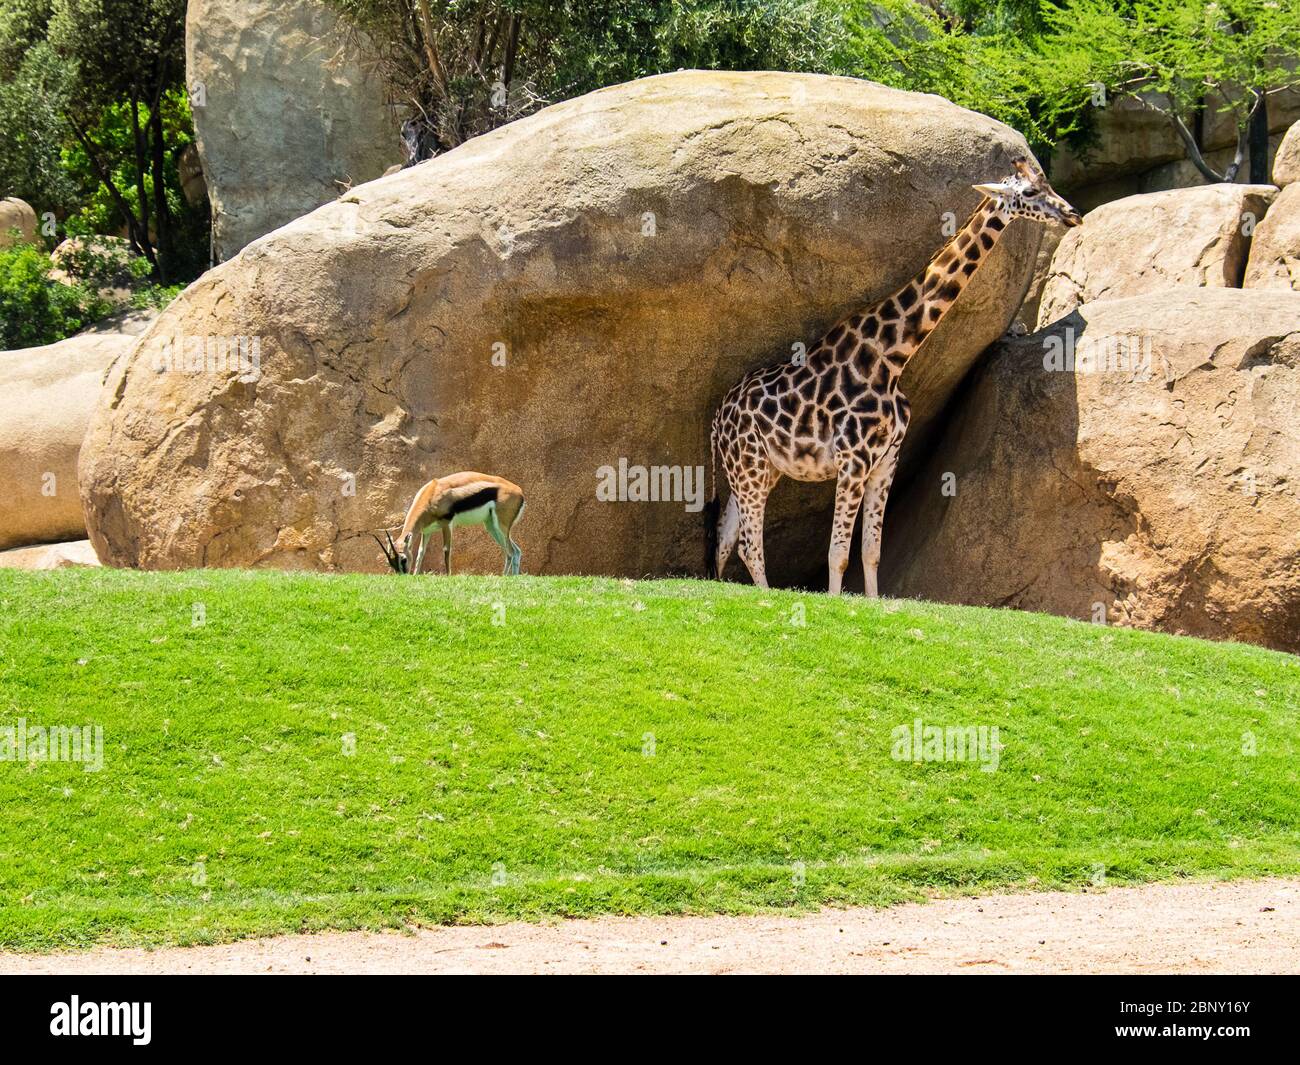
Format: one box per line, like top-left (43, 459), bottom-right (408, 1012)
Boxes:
top-left (1248, 89), bottom-right (1270, 184)
top-left (129, 94), bottom-right (159, 280)
top-left (1168, 109), bottom-right (1230, 183)
top-left (149, 103), bottom-right (172, 284)
top-left (67, 116), bottom-right (158, 274)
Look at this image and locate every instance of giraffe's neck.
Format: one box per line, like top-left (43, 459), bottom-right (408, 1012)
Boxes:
top-left (854, 198), bottom-right (1010, 374)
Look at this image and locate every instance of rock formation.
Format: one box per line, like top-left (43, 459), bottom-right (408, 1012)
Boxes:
top-left (80, 71), bottom-right (1041, 582)
top-left (883, 289), bottom-right (1300, 652)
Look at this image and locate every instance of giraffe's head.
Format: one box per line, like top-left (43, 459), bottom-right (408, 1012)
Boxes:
top-left (973, 159), bottom-right (1082, 228)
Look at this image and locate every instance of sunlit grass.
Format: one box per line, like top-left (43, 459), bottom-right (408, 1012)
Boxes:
top-left (0, 569), bottom-right (1297, 950)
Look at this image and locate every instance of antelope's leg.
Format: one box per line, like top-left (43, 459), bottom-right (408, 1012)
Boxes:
top-left (484, 507), bottom-right (513, 575)
top-left (413, 525), bottom-right (433, 575)
top-left (442, 523), bottom-right (453, 575)
top-left (504, 523), bottom-right (522, 575)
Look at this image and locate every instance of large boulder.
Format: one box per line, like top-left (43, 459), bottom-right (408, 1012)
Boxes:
top-left (0, 198), bottom-right (37, 248)
top-left (882, 289), bottom-right (1300, 652)
top-left (1037, 184), bottom-right (1277, 327)
top-left (1273, 122), bottom-right (1300, 188)
top-left (186, 0), bottom-right (399, 260)
top-left (1244, 183), bottom-right (1300, 290)
top-left (80, 71), bottom-right (1042, 581)
top-left (1, 332), bottom-right (135, 550)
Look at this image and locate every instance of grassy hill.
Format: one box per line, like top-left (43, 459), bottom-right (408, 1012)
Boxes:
top-left (1, 569), bottom-right (1297, 950)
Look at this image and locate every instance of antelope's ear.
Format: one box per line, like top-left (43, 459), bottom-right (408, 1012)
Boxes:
top-left (972, 181), bottom-right (1010, 198)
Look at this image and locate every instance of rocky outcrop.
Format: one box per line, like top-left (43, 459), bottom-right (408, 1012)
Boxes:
top-left (1244, 183), bottom-right (1300, 290)
top-left (1054, 90), bottom-right (1300, 210)
top-left (185, 0), bottom-right (399, 260)
top-left (882, 289), bottom-right (1300, 652)
top-left (1015, 225), bottom-right (1065, 332)
top-left (1, 332), bottom-right (135, 550)
top-left (1273, 122), bottom-right (1300, 187)
top-left (80, 71), bottom-right (1042, 582)
top-left (1036, 184), bottom-right (1277, 327)
top-left (0, 198), bottom-right (37, 247)
top-left (0, 540), bottom-right (100, 570)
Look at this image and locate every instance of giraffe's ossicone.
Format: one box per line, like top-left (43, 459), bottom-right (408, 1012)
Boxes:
top-left (707, 158), bottom-right (1081, 595)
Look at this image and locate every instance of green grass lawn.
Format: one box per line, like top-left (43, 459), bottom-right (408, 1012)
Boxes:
top-left (1, 569), bottom-right (1298, 950)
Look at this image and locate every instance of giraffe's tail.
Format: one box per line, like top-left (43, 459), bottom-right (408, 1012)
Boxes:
top-left (704, 415), bottom-right (721, 579)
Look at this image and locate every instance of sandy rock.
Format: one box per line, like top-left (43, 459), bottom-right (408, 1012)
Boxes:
top-left (1055, 89), bottom-right (1300, 194)
top-left (1037, 184), bottom-right (1277, 327)
top-left (178, 143), bottom-right (206, 209)
top-left (0, 540), bottom-right (100, 570)
top-left (186, 0), bottom-right (399, 260)
top-left (0, 198), bottom-right (37, 248)
top-left (1, 332), bottom-right (135, 550)
top-left (80, 71), bottom-right (1041, 582)
top-left (1244, 183), bottom-right (1300, 291)
top-left (882, 288), bottom-right (1300, 652)
top-left (1139, 135), bottom-right (1283, 195)
top-left (1272, 123), bottom-right (1300, 187)
top-left (1015, 225), bottom-right (1065, 332)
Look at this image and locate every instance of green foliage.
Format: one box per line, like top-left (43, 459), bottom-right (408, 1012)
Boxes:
top-left (329, 0), bottom-right (854, 158)
top-left (838, 0), bottom-right (1065, 152)
top-left (0, 0), bottom-right (207, 283)
top-left (1030, 0), bottom-right (1300, 129)
top-left (0, 39), bottom-right (79, 214)
top-left (1, 570), bottom-right (1297, 948)
top-left (0, 240), bottom-right (112, 347)
top-left (1025, 0), bottom-right (1300, 179)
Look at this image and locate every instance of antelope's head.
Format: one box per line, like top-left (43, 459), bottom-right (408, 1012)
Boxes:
top-left (373, 530), bottom-right (409, 575)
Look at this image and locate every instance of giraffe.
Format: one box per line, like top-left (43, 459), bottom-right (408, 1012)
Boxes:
top-left (707, 158), bottom-right (1081, 595)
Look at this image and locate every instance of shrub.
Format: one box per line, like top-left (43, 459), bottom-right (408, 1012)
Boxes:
top-left (0, 240), bottom-right (113, 349)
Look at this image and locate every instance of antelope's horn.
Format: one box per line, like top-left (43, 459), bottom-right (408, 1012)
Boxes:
top-left (372, 532), bottom-right (400, 572)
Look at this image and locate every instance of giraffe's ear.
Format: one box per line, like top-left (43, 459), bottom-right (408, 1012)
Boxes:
top-left (972, 181), bottom-right (1010, 197)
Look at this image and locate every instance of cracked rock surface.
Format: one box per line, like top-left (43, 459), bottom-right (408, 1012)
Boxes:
top-left (1037, 184), bottom-right (1278, 328)
top-left (882, 288), bottom-right (1300, 652)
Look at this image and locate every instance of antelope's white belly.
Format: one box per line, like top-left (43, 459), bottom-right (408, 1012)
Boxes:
top-left (451, 502), bottom-right (495, 527)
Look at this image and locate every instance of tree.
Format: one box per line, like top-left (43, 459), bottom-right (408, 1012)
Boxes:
top-left (47, 0), bottom-right (187, 279)
top-left (0, 0), bottom-right (199, 282)
top-left (1028, 0), bottom-right (1300, 183)
top-left (328, 0), bottom-right (853, 164)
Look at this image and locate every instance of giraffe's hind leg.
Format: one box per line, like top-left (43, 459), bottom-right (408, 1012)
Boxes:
top-left (714, 494), bottom-right (740, 578)
top-left (861, 440), bottom-right (901, 598)
top-left (828, 452), bottom-right (868, 596)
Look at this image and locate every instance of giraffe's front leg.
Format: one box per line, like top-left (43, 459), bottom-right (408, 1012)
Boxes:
top-left (828, 459), bottom-right (867, 595)
top-left (860, 441), bottom-right (901, 598)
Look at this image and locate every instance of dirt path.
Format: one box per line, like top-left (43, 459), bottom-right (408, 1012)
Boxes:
top-left (4, 878), bottom-right (1297, 974)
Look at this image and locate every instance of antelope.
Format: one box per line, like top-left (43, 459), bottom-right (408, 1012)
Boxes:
top-left (374, 472), bottom-right (525, 575)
